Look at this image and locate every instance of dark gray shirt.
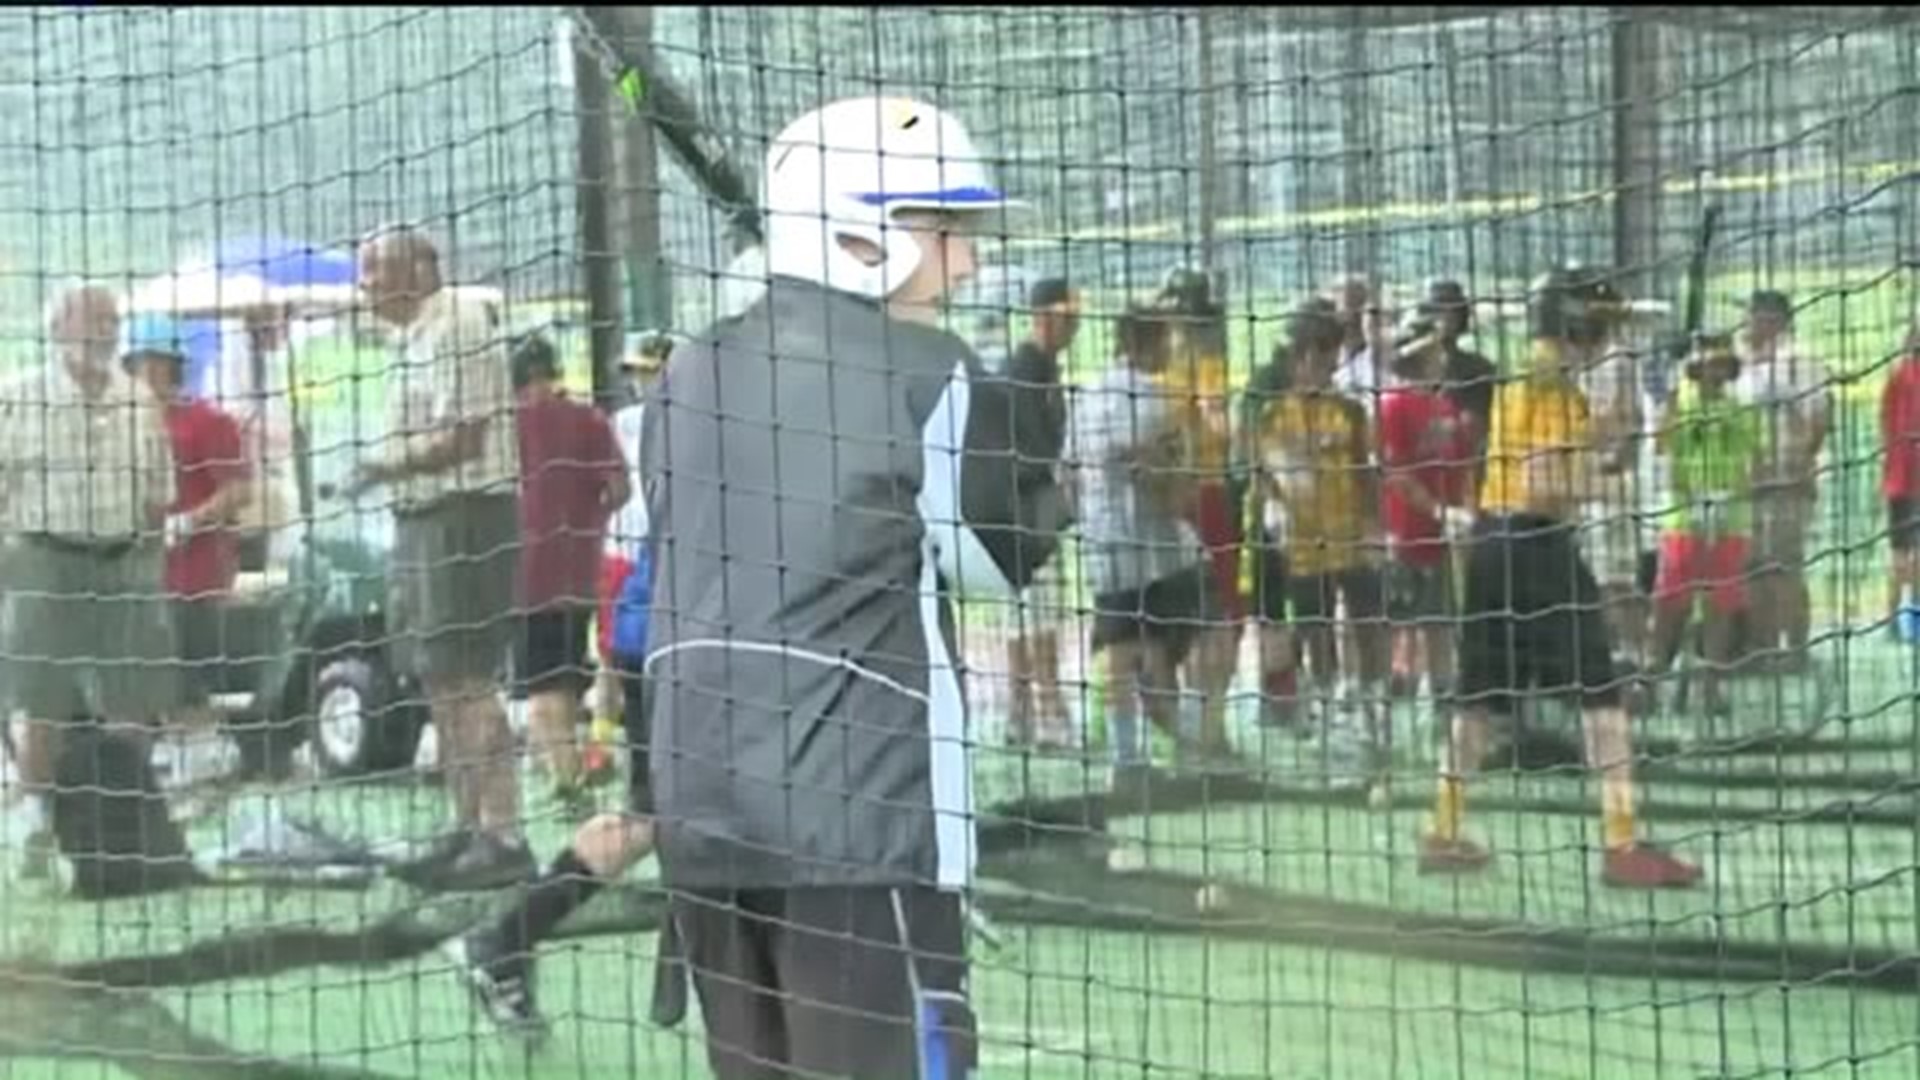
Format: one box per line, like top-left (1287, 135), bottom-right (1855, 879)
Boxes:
top-left (640, 278), bottom-right (1064, 890)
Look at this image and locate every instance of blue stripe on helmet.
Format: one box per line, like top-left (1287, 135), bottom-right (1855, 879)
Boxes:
top-left (851, 186), bottom-right (1008, 208)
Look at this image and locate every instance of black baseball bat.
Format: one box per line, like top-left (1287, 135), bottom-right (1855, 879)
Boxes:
top-left (570, 8), bottom-right (763, 251)
top-left (1667, 204), bottom-right (1724, 386)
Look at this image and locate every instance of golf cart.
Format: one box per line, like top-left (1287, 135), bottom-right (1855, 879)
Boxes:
top-left (123, 238), bottom-right (507, 781)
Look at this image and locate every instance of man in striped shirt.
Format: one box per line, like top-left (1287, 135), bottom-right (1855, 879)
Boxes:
top-left (346, 226), bottom-right (531, 892)
top-left (0, 283), bottom-right (178, 875)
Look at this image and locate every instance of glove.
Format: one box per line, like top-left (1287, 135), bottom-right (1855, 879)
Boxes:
top-left (163, 512), bottom-right (195, 549)
top-left (1441, 506), bottom-right (1475, 542)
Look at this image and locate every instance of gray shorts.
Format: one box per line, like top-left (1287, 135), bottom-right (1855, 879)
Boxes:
top-left (1752, 483), bottom-right (1814, 570)
top-left (2, 536), bottom-right (179, 723)
top-left (390, 493), bottom-right (520, 684)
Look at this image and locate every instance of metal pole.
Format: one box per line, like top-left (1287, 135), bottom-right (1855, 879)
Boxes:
top-left (1197, 8), bottom-right (1218, 275)
top-left (1340, 11), bottom-right (1375, 280)
top-left (575, 34), bottom-right (623, 411)
top-left (1610, 8), bottom-right (1662, 301)
top-left (613, 6), bottom-right (668, 337)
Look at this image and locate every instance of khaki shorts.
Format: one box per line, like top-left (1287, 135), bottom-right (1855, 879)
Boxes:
top-left (390, 493), bottom-right (520, 684)
top-left (1752, 483), bottom-right (1815, 571)
top-left (2, 536), bottom-right (178, 723)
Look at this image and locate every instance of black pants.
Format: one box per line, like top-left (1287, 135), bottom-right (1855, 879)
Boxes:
top-left (621, 669), bottom-right (653, 815)
top-left (1457, 514), bottom-right (1621, 715)
top-left (672, 885), bottom-right (975, 1079)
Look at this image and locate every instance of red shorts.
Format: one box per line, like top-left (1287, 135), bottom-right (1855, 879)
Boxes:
top-left (598, 552), bottom-right (634, 661)
top-left (1654, 532), bottom-right (1750, 615)
top-left (1192, 482), bottom-right (1244, 621)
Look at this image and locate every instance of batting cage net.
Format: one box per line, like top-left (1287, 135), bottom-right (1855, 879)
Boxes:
top-left (3, 5), bottom-right (1920, 1079)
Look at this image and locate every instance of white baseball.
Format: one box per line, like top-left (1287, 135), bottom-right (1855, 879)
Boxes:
top-left (1106, 845), bottom-right (1148, 873)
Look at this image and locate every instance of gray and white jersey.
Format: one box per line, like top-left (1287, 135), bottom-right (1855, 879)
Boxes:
top-left (640, 277), bottom-right (1065, 891)
top-left (1069, 365), bottom-right (1203, 597)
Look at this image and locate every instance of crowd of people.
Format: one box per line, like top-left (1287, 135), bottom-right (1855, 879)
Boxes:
top-left (0, 230), bottom-right (671, 893)
top-left (994, 273), bottom-right (1920, 770)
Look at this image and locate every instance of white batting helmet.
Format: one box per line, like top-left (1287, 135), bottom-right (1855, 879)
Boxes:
top-left (762, 96), bottom-right (1021, 300)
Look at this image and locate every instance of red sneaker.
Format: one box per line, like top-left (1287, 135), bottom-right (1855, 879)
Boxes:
top-left (1602, 843), bottom-right (1703, 889)
top-left (1417, 834), bottom-right (1492, 875)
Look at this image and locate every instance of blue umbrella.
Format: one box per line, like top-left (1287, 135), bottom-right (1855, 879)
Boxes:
top-left (129, 233), bottom-right (360, 321)
top-left (205, 234), bottom-right (358, 291)
top-left (127, 234), bottom-right (361, 399)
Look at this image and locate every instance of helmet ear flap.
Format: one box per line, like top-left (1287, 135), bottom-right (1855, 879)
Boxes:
top-left (759, 96), bottom-right (1012, 301)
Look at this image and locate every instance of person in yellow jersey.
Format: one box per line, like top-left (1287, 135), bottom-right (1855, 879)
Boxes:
top-left (1422, 266), bottom-right (1704, 889)
top-left (1151, 267), bottom-right (1243, 766)
top-left (1255, 305), bottom-right (1389, 785)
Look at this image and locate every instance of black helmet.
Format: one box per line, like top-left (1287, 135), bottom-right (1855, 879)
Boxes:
top-left (1155, 265), bottom-right (1222, 315)
top-left (1419, 278), bottom-right (1470, 315)
top-left (1281, 302), bottom-right (1345, 359)
top-left (1527, 265), bottom-right (1628, 345)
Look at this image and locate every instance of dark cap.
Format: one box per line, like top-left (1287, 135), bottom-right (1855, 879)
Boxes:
top-left (1283, 303), bottom-right (1346, 357)
top-left (1748, 289), bottom-right (1792, 319)
top-left (1028, 277), bottom-right (1076, 310)
top-left (119, 344), bottom-right (186, 377)
top-left (509, 332), bottom-right (561, 390)
top-left (1419, 279), bottom-right (1470, 312)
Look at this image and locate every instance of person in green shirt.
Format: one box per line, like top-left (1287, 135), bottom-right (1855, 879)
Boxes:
top-left (1649, 334), bottom-right (1763, 715)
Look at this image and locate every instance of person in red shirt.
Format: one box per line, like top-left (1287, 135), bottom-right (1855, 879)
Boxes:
top-left (1882, 326), bottom-right (1920, 635)
top-left (1376, 318), bottom-right (1476, 699)
top-left (125, 337), bottom-right (250, 744)
top-left (512, 334), bottom-right (630, 814)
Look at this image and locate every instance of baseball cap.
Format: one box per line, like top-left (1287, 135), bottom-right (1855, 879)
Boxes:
top-left (509, 333), bottom-right (561, 389)
top-left (1748, 289), bottom-right (1792, 319)
top-left (1419, 279), bottom-right (1470, 313)
top-left (119, 312), bottom-right (190, 372)
top-left (1028, 277), bottom-right (1076, 310)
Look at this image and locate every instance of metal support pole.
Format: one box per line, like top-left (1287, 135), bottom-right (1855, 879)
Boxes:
top-left (1197, 8), bottom-right (1218, 275)
top-left (575, 35), bottom-right (623, 410)
top-left (614, 6), bottom-right (668, 338)
top-left (1610, 8), bottom-right (1663, 300)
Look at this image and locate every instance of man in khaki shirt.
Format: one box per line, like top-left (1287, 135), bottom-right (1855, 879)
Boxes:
top-left (0, 284), bottom-right (178, 875)
top-left (346, 226), bottom-right (529, 891)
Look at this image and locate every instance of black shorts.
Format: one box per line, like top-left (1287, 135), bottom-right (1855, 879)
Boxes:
top-left (173, 598), bottom-right (230, 702)
top-left (1287, 567), bottom-right (1386, 625)
top-left (1457, 514), bottom-right (1620, 715)
top-left (515, 605), bottom-right (594, 695)
top-left (1891, 497), bottom-right (1920, 553)
top-left (1249, 537), bottom-right (1291, 624)
top-left (1090, 564), bottom-right (1217, 664)
top-left (1387, 560), bottom-right (1455, 622)
top-left (671, 885), bottom-right (975, 1080)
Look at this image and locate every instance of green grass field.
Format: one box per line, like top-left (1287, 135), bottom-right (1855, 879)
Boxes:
top-left (3, 628), bottom-right (1919, 1079)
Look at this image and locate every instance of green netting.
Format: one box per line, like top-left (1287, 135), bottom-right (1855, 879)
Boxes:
top-left (3, 6), bottom-right (1920, 1080)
